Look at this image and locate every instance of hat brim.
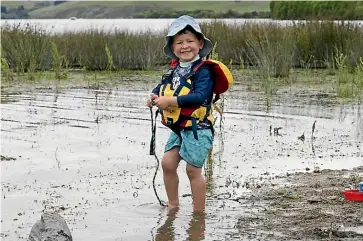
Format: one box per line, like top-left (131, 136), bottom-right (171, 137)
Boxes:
top-left (163, 24), bottom-right (213, 60)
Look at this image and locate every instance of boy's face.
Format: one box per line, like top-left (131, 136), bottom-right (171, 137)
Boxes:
top-left (171, 30), bottom-right (204, 62)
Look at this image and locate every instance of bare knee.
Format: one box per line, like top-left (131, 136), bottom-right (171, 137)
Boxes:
top-left (162, 148), bottom-right (180, 173)
top-left (186, 164), bottom-right (202, 180)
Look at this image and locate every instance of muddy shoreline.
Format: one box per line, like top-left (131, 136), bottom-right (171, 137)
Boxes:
top-left (232, 166), bottom-right (363, 241)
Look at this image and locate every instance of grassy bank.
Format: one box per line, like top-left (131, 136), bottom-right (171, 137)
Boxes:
top-left (1, 20), bottom-right (363, 100)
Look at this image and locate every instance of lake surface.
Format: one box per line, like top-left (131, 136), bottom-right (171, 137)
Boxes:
top-left (1, 18), bottom-right (362, 34)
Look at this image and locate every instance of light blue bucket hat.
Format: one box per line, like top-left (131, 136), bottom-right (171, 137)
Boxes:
top-left (163, 15), bottom-right (213, 60)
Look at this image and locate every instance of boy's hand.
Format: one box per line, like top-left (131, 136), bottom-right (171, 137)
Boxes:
top-left (153, 96), bottom-right (177, 110)
top-left (146, 94), bottom-right (158, 107)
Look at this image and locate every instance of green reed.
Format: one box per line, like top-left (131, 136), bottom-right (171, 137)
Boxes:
top-left (105, 43), bottom-right (114, 80)
top-left (1, 24), bottom-right (52, 74)
top-left (354, 57), bottom-right (363, 100)
top-left (51, 41), bottom-right (62, 80)
top-left (1, 50), bottom-right (12, 82)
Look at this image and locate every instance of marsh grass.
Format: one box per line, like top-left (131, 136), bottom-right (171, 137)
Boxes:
top-left (205, 149), bottom-right (214, 195)
top-left (241, 24), bottom-right (295, 106)
top-left (2, 20), bottom-right (362, 73)
top-left (334, 51), bottom-right (350, 98)
top-left (333, 50), bottom-right (363, 100)
top-left (56, 29), bottom-right (166, 70)
top-left (1, 24), bottom-right (52, 73)
top-left (200, 20), bottom-right (363, 104)
top-left (353, 58), bottom-right (363, 100)
top-left (2, 20), bottom-right (362, 103)
top-left (105, 43), bottom-right (114, 79)
top-left (51, 41), bottom-right (62, 81)
top-left (246, 24), bottom-right (294, 78)
top-left (1, 54), bottom-right (13, 82)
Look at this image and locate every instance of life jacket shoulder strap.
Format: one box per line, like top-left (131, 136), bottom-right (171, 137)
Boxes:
top-left (162, 65), bottom-right (177, 80)
top-left (182, 61), bottom-right (206, 81)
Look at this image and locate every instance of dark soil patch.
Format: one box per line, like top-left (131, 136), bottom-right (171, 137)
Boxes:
top-left (236, 167), bottom-right (363, 241)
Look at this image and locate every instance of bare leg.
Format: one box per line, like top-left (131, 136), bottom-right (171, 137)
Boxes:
top-left (161, 147), bottom-right (181, 210)
top-left (186, 164), bottom-right (206, 211)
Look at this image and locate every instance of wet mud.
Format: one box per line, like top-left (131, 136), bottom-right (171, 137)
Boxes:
top-left (235, 167), bottom-right (363, 241)
top-left (1, 72), bottom-right (362, 240)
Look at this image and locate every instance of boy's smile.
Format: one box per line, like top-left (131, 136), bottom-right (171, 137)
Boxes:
top-left (172, 30), bottom-right (204, 62)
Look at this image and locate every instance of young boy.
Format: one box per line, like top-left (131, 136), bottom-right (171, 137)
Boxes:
top-left (146, 15), bottom-right (214, 211)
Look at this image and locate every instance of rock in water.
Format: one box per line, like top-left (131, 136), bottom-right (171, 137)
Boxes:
top-left (28, 212), bottom-right (72, 241)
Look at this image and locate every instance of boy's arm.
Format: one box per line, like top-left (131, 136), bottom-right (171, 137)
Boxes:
top-left (151, 82), bottom-right (162, 96)
top-left (177, 67), bottom-right (213, 107)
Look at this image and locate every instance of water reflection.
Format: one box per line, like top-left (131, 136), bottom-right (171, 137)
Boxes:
top-left (154, 208), bottom-right (177, 241)
top-left (186, 211), bottom-right (206, 241)
top-left (154, 209), bottom-right (206, 241)
top-left (354, 103), bottom-right (362, 140)
top-left (52, 87), bottom-right (59, 115)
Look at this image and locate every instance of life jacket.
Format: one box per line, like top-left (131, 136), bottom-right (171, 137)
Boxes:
top-left (159, 59), bottom-right (233, 140)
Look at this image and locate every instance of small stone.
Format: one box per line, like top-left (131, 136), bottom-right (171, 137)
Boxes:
top-left (307, 197), bottom-right (322, 204)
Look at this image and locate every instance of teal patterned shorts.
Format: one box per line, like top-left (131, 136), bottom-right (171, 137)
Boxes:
top-left (164, 129), bottom-right (213, 168)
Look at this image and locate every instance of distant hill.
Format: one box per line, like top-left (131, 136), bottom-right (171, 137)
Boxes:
top-left (1, 1), bottom-right (271, 19)
top-left (1, 1), bottom-right (52, 19)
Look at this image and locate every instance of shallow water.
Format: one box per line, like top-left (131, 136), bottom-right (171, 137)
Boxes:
top-left (1, 81), bottom-right (362, 240)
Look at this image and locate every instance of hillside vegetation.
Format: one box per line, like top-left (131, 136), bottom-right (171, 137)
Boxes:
top-left (2, 1), bottom-right (362, 19)
top-left (1, 1), bottom-right (270, 19)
